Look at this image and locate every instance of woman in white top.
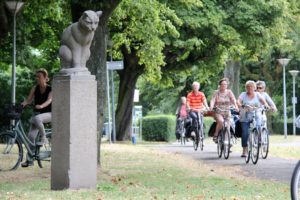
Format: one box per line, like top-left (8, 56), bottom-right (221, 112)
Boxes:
top-left (237, 80), bottom-right (269, 157)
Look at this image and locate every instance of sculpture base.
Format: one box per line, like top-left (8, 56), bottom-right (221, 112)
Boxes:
top-left (51, 72), bottom-right (97, 190)
top-left (57, 67), bottom-right (91, 77)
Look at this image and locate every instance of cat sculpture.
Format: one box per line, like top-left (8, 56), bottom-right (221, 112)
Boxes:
top-left (59, 10), bottom-right (102, 69)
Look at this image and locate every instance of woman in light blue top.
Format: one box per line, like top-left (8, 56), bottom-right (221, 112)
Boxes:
top-left (237, 80), bottom-right (269, 157)
top-left (256, 80), bottom-right (277, 112)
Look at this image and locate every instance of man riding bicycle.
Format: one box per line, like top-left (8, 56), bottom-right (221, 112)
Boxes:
top-left (186, 81), bottom-right (209, 139)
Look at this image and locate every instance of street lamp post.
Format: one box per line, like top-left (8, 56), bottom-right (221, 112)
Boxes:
top-left (289, 70), bottom-right (299, 136)
top-left (5, 1), bottom-right (25, 105)
top-left (277, 58), bottom-right (291, 139)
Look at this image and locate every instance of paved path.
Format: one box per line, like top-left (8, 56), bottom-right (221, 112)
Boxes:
top-left (151, 141), bottom-right (298, 183)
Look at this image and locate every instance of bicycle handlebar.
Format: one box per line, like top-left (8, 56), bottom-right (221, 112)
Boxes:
top-left (214, 107), bottom-right (239, 115)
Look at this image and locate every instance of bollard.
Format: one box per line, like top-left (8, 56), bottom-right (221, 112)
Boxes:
top-left (131, 135), bottom-right (136, 145)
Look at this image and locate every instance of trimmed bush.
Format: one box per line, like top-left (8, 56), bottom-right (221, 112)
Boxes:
top-left (142, 114), bottom-right (216, 141)
top-left (272, 121), bottom-right (300, 135)
top-left (142, 115), bottom-right (176, 142)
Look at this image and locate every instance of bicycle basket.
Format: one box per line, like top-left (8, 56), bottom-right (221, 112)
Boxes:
top-left (4, 104), bottom-right (23, 120)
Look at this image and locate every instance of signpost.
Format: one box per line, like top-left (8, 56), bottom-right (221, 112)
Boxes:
top-left (107, 61), bottom-right (124, 143)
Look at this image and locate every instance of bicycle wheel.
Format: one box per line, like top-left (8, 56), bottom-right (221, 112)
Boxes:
top-left (199, 124), bottom-right (204, 151)
top-left (261, 128), bottom-right (269, 159)
top-left (0, 132), bottom-right (23, 171)
top-left (251, 129), bottom-right (260, 164)
top-left (217, 133), bottom-right (223, 158)
top-left (291, 160), bottom-right (300, 200)
top-left (36, 131), bottom-right (51, 168)
top-left (180, 122), bottom-right (186, 145)
top-left (245, 133), bottom-right (251, 164)
top-left (193, 130), bottom-right (199, 151)
top-left (223, 128), bottom-right (231, 159)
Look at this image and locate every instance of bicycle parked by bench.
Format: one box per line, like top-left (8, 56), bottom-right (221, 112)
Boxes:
top-left (0, 105), bottom-right (51, 171)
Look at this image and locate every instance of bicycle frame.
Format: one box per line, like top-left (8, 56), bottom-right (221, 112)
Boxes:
top-left (244, 106), bottom-right (263, 164)
top-left (215, 107), bottom-right (233, 159)
top-left (12, 119), bottom-right (37, 158)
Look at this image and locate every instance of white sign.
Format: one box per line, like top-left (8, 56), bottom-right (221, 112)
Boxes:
top-left (107, 61), bottom-right (124, 70)
top-left (292, 97), bottom-right (298, 104)
top-left (134, 89), bottom-right (139, 102)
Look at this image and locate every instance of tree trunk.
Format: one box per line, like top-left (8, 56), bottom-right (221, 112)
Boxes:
top-left (0, 2), bottom-right (8, 43)
top-left (115, 47), bottom-right (144, 141)
top-left (225, 60), bottom-right (240, 97)
top-left (72, 0), bottom-right (122, 164)
top-left (88, 20), bottom-right (108, 165)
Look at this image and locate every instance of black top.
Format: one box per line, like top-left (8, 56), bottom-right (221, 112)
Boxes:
top-left (34, 85), bottom-right (51, 113)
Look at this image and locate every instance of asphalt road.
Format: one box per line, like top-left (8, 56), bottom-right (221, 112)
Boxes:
top-left (152, 140), bottom-right (298, 183)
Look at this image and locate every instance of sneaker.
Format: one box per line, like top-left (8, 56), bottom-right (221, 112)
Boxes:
top-left (21, 161), bottom-right (34, 167)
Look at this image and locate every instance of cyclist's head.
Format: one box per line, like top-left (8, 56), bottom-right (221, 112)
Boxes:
top-left (192, 81), bottom-right (200, 91)
top-left (218, 77), bottom-right (229, 85)
top-left (256, 80), bottom-right (266, 92)
top-left (218, 78), bottom-right (229, 90)
top-left (36, 68), bottom-right (49, 83)
top-left (245, 80), bottom-right (256, 91)
top-left (181, 96), bottom-right (186, 104)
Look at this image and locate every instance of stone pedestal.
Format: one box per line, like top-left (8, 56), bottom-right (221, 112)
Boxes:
top-left (51, 70), bottom-right (97, 190)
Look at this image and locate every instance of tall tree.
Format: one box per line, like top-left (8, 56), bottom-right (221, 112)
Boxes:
top-left (70, 0), bottom-right (122, 163)
top-left (109, 0), bottom-right (181, 140)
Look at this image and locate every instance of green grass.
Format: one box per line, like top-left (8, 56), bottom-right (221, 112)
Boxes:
top-left (0, 143), bottom-right (291, 200)
top-left (268, 135), bottom-right (300, 160)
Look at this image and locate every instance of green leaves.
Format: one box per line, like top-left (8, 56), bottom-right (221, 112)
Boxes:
top-left (109, 0), bottom-right (181, 81)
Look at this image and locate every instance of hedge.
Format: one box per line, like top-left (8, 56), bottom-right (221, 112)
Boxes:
top-left (142, 114), bottom-right (216, 142)
top-left (272, 121), bottom-right (300, 135)
top-left (142, 115), bottom-right (176, 142)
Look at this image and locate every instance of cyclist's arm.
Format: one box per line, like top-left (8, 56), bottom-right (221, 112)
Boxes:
top-left (257, 93), bottom-right (270, 109)
top-left (22, 86), bottom-right (36, 107)
top-left (264, 93), bottom-right (277, 112)
top-left (237, 95), bottom-right (243, 108)
top-left (203, 98), bottom-right (210, 111)
top-left (210, 92), bottom-right (217, 110)
top-left (35, 91), bottom-right (52, 110)
top-left (228, 90), bottom-right (239, 111)
top-left (200, 93), bottom-right (209, 111)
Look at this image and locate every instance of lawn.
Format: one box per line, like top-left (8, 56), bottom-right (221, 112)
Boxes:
top-left (0, 139), bottom-right (292, 200)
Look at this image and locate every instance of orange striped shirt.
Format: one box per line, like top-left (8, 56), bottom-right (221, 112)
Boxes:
top-left (187, 91), bottom-right (206, 110)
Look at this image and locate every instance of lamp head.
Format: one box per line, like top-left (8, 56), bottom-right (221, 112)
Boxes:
top-left (5, 1), bottom-right (24, 14)
top-left (289, 70), bottom-right (299, 77)
top-left (277, 58), bottom-right (291, 67)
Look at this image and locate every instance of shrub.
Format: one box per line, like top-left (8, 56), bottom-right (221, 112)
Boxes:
top-left (272, 120), bottom-right (300, 135)
top-left (142, 115), bottom-right (176, 142)
top-left (203, 117), bottom-right (215, 136)
top-left (142, 114), bottom-right (216, 141)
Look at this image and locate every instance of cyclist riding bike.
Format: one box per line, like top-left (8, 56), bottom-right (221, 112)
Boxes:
top-left (237, 80), bottom-right (269, 157)
top-left (210, 78), bottom-right (239, 143)
top-left (186, 81), bottom-right (209, 139)
top-left (21, 68), bottom-right (52, 167)
top-left (256, 80), bottom-right (277, 125)
top-left (175, 96), bottom-right (188, 141)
